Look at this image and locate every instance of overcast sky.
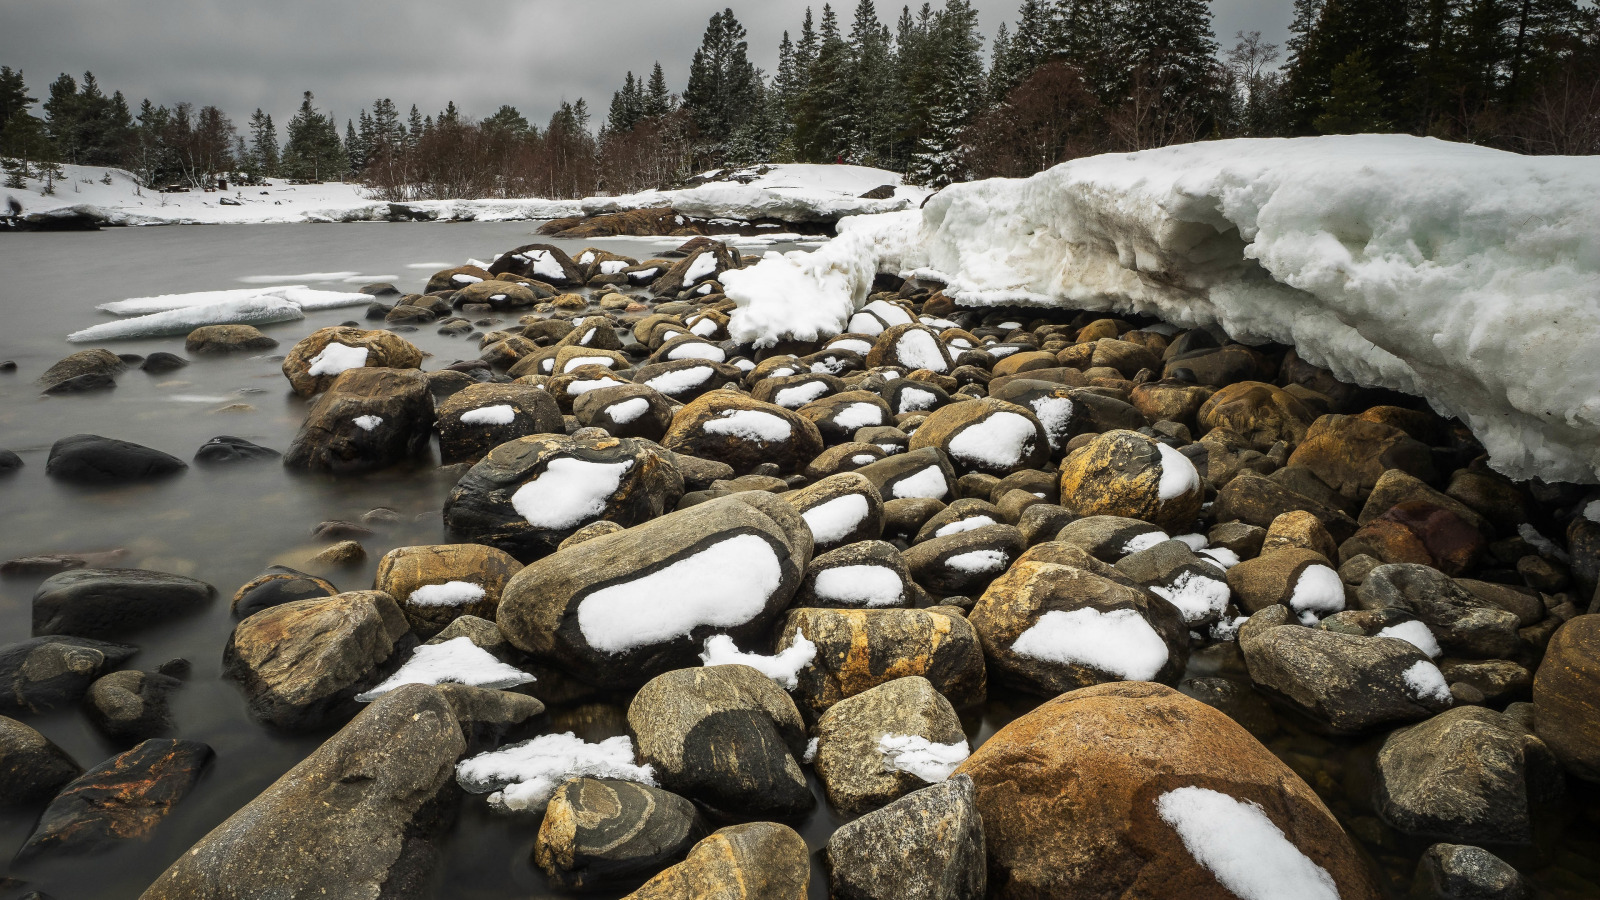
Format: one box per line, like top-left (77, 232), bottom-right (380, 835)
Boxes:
top-left (0, 0), bottom-right (1294, 130)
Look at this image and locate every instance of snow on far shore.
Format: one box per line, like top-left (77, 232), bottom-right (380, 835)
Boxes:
top-left (6, 161), bottom-right (925, 227)
top-left (726, 135), bottom-right (1600, 484)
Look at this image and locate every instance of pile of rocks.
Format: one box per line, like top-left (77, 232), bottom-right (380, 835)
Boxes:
top-left (9, 235), bottom-right (1599, 900)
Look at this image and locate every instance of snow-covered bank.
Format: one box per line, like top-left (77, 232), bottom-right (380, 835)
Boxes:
top-left (6, 162), bottom-right (924, 227)
top-left (727, 135), bottom-right (1600, 484)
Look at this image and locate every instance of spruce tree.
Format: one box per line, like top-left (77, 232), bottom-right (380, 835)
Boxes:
top-left (1285, 0), bottom-right (1413, 133)
top-left (248, 109), bottom-right (279, 177)
top-left (0, 67), bottom-right (35, 141)
top-left (795, 4), bottom-right (853, 161)
top-left (282, 91), bottom-right (344, 181)
top-left (845, 0), bottom-right (897, 164)
top-left (907, 0), bottom-right (983, 185)
top-left (406, 105), bottom-right (425, 151)
top-left (607, 72), bottom-right (644, 133)
top-left (42, 73), bottom-right (80, 164)
top-left (684, 8), bottom-right (763, 151)
top-left (345, 119), bottom-right (362, 176)
top-left (1313, 49), bottom-right (1392, 132)
top-left (645, 63), bottom-right (673, 117)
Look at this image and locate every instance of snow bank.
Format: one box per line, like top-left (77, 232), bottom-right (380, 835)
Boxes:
top-left (456, 732), bottom-right (655, 812)
top-left (67, 296), bottom-right (304, 342)
top-left (727, 135), bottom-right (1600, 483)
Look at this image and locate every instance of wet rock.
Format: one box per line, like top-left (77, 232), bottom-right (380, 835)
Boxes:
top-left (1225, 548), bottom-right (1343, 622)
top-left (43, 372), bottom-right (116, 393)
top-left (783, 472), bottom-right (885, 553)
top-left (1057, 429), bottom-right (1202, 531)
top-left (621, 822), bottom-right (809, 900)
top-left (1197, 381), bottom-right (1315, 451)
top-left (1376, 706), bottom-right (1563, 845)
top-left (0, 637), bottom-right (138, 715)
top-left (141, 684), bottom-right (538, 900)
top-left (498, 492), bottom-right (811, 689)
top-left (281, 326), bottom-right (425, 397)
top-left (1357, 564), bottom-right (1520, 659)
top-left (282, 367), bottom-right (434, 473)
top-left (1239, 605), bottom-right (1453, 734)
top-left (906, 398), bottom-right (1048, 477)
top-left (573, 384), bottom-right (677, 441)
top-left (0, 717), bottom-right (81, 805)
top-left (970, 559), bottom-right (1188, 696)
top-left (953, 682), bottom-right (1379, 900)
top-left (425, 263), bottom-right (495, 293)
top-left (435, 382), bottom-right (563, 465)
top-left (84, 669), bottom-right (181, 740)
top-left (1262, 509), bottom-right (1339, 559)
top-left (777, 607), bottom-right (986, 715)
top-left (32, 568), bottom-right (215, 639)
top-left (444, 433), bottom-right (684, 561)
top-left (628, 665), bottom-right (812, 817)
top-left (16, 739), bottom-right (212, 863)
top-left (309, 539), bottom-right (366, 569)
top-left (45, 434), bottom-right (187, 484)
top-left (632, 359), bottom-right (741, 403)
top-left (1286, 413), bottom-right (1436, 500)
top-left (1341, 501), bottom-right (1486, 576)
top-left (184, 324), bottom-right (278, 354)
top-left (1410, 843), bottom-right (1528, 900)
top-left (903, 524), bottom-right (1026, 596)
top-left (534, 778), bottom-right (704, 890)
top-left (797, 541), bottom-right (917, 609)
top-left (193, 435), bottom-right (280, 464)
top-left (1532, 615), bottom-right (1600, 782)
top-left (223, 590), bottom-right (410, 731)
top-left (374, 543), bottom-right (522, 638)
top-left (0, 448), bottom-right (20, 473)
top-left (662, 392), bottom-right (823, 476)
top-left (38, 349), bottom-right (124, 391)
top-left (0, 550), bottom-right (127, 577)
top-left (825, 775), bottom-right (985, 900)
top-left (814, 676), bottom-right (966, 814)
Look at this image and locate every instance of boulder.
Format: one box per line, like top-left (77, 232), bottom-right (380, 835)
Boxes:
top-left (621, 822), bottom-right (809, 900)
top-left (444, 433), bottom-right (683, 561)
top-left (1211, 471), bottom-right (1358, 543)
top-left (866, 324), bottom-right (954, 374)
top-left (32, 568), bottom-right (215, 639)
top-left (497, 492), bottom-right (812, 689)
top-left (0, 716), bottom-right (81, 805)
top-left (1057, 430), bottom-right (1203, 531)
top-left (193, 435), bottom-right (280, 464)
top-left (434, 382), bottom-right (563, 465)
top-left (1225, 549), bottom-right (1344, 622)
top-left (783, 472), bottom-right (885, 553)
top-left (282, 367), bottom-right (434, 473)
top-left (854, 447), bottom-right (958, 503)
top-left (952, 682), bottom-right (1379, 900)
top-left (16, 738), bottom-right (212, 863)
top-left (797, 391), bottom-right (894, 444)
top-left (573, 383), bottom-right (677, 441)
top-left (488, 243), bottom-right (584, 285)
top-left (424, 264), bottom-right (494, 293)
top-left (85, 669), bottom-right (182, 740)
top-left (38, 348), bottom-right (124, 391)
top-left (223, 590), bottom-right (410, 731)
top-left (776, 607), bottom-right (986, 715)
top-left (1286, 413), bottom-right (1436, 500)
top-left (1113, 540), bottom-right (1233, 627)
top-left (797, 541), bottom-right (917, 609)
top-left (1340, 501), bottom-right (1486, 576)
top-left (373, 543), bottom-right (522, 637)
top-left (628, 665), bottom-right (812, 817)
top-left (139, 684), bottom-right (541, 900)
top-left (662, 393), bottom-right (823, 476)
top-left (281, 326), bottom-right (424, 397)
top-left (825, 775), bottom-right (985, 900)
top-left (45, 434), bottom-right (187, 484)
top-left (906, 398), bottom-right (1049, 477)
top-left (535, 778), bottom-right (705, 890)
top-left (230, 567), bottom-right (337, 619)
top-left (1410, 843), bottom-right (1528, 900)
top-left (902, 524), bottom-right (1027, 597)
top-left (1197, 381), bottom-right (1314, 450)
top-left (1533, 615), bottom-right (1600, 782)
top-left (0, 636), bottom-right (138, 715)
top-left (1054, 515), bottom-right (1169, 561)
top-left (184, 324), bottom-right (277, 354)
top-left (970, 559), bottom-right (1189, 696)
top-left (1357, 564), bottom-right (1520, 659)
top-left (813, 676), bottom-right (967, 814)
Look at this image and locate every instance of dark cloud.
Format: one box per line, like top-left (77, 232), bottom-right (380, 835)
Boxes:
top-left (0, 0), bottom-right (1293, 129)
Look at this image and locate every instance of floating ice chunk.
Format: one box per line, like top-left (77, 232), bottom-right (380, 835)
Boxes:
top-left (353, 415), bottom-right (383, 431)
top-left (896, 328), bottom-right (948, 373)
top-left (307, 343), bottom-right (369, 376)
top-left (1288, 565), bottom-right (1345, 624)
top-left (643, 366), bottom-right (712, 395)
top-left (1012, 608), bottom-right (1169, 681)
top-left (456, 733), bottom-right (655, 813)
top-left (100, 287), bottom-right (290, 314)
top-left (703, 409), bottom-right (792, 442)
top-left (408, 581), bottom-right (486, 608)
top-left (775, 381), bottom-right (831, 408)
top-left (239, 271), bottom-right (363, 283)
top-left (271, 286), bottom-right (372, 310)
top-left (606, 397), bottom-right (651, 424)
top-left (1151, 571), bottom-right (1233, 625)
top-left (945, 549), bottom-right (1008, 574)
top-left (948, 412), bottom-right (1037, 469)
top-left (813, 565), bottom-right (905, 607)
top-left (511, 457), bottom-right (633, 530)
top-left (877, 734), bottom-right (969, 783)
top-left (577, 533), bottom-right (782, 653)
top-left (68, 297), bottom-right (304, 342)
top-left (699, 631), bottom-right (816, 689)
top-left (936, 516), bottom-right (996, 537)
top-left (893, 465), bottom-right (948, 500)
top-left (356, 637), bottom-right (533, 701)
top-left (1377, 620), bottom-right (1442, 658)
top-left (1157, 787), bottom-right (1339, 900)
top-left (802, 494), bottom-right (870, 544)
top-left (1403, 659), bottom-right (1453, 703)
top-left (1155, 442), bottom-right (1200, 501)
top-left (460, 404), bottom-right (516, 426)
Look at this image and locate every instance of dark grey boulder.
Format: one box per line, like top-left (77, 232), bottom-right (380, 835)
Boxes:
top-left (533, 778), bottom-right (704, 890)
top-left (826, 774), bottom-right (985, 900)
top-left (1410, 843), bottom-right (1527, 900)
top-left (194, 436), bottom-right (280, 464)
top-left (85, 669), bottom-right (183, 740)
top-left (45, 434), bottom-right (187, 484)
top-left (140, 352), bottom-right (189, 374)
top-left (0, 636), bottom-right (139, 715)
top-left (0, 716), bottom-right (81, 805)
top-left (32, 568), bottom-right (215, 639)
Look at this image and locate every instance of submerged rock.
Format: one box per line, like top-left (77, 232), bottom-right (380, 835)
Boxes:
top-left (0, 636), bottom-right (139, 715)
top-left (84, 669), bottom-right (182, 741)
top-left (45, 434), bottom-right (187, 484)
top-left (32, 567), bottom-right (215, 639)
top-left (230, 567), bottom-right (336, 619)
top-left (193, 435), bottom-right (280, 464)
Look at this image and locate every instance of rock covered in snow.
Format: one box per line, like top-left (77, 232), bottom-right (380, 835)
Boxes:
top-left (661, 392), bottom-right (823, 476)
top-left (902, 523), bottom-right (1027, 597)
top-left (782, 471), bottom-right (885, 552)
top-left (797, 540), bottom-right (919, 609)
top-left (280, 326), bottom-right (424, 397)
top-left (1225, 548), bottom-right (1345, 624)
top-left (572, 383), bottom-right (677, 442)
top-left (373, 543), bottom-right (523, 637)
top-left (907, 398), bottom-right (1049, 477)
top-left (812, 675), bottom-right (967, 815)
top-left (434, 382), bottom-right (563, 465)
top-left (1057, 430), bottom-right (1203, 532)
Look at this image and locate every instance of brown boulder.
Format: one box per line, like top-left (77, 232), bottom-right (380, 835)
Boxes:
top-left (1198, 381), bottom-right (1314, 451)
top-left (1286, 414), bottom-right (1436, 500)
top-left (281, 326), bottom-right (424, 397)
top-left (373, 544), bottom-right (522, 638)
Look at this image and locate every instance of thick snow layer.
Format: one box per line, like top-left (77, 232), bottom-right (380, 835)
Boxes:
top-left (606, 397), bottom-right (651, 424)
top-left (801, 493), bottom-right (870, 545)
top-left (566, 376), bottom-right (626, 396)
top-left (1377, 620), bottom-right (1442, 658)
top-left (1031, 396), bottom-right (1074, 449)
top-left (643, 366), bottom-right (712, 396)
top-left (703, 409), bottom-right (792, 442)
top-left (460, 404), bottom-right (517, 426)
top-left (945, 549), bottom-right (1008, 574)
top-left (878, 734), bottom-right (970, 783)
top-left (408, 581), bottom-right (487, 608)
top-left (896, 386), bottom-right (939, 414)
top-left (832, 402), bottom-right (885, 430)
top-left (307, 343), bottom-right (370, 377)
top-left (947, 412), bottom-right (1037, 469)
top-left (1155, 442), bottom-right (1201, 501)
top-left (893, 465), bottom-right (949, 500)
top-left (895, 329), bottom-right (949, 373)
top-left (775, 381), bottom-right (831, 409)
top-left (1199, 546), bottom-right (1240, 568)
top-left (456, 732), bottom-right (655, 813)
top-left (1288, 565), bottom-right (1346, 624)
top-left (577, 533), bottom-right (782, 653)
top-left (511, 457), bottom-right (633, 530)
top-left (1157, 787), bottom-right (1339, 900)
top-left (684, 253), bottom-right (719, 284)
top-left (699, 632), bottom-right (817, 689)
top-left (666, 341), bottom-right (726, 362)
top-left (67, 296), bottom-right (303, 342)
top-left (356, 637), bottom-right (533, 701)
top-left (1402, 659), bottom-right (1453, 703)
top-left (813, 565), bottom-right (906, 607)
top-left (1012, 608), bottom-right (1169, 681)
top-left (1151, 571), bottom-right (1232, 625)
top-left (729, 136), bottom-right (1600, 483)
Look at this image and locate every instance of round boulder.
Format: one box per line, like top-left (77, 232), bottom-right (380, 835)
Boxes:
top-left (907, 398), bottom-right (1049, 477)
top-left (435, 382), bottom-right (563, 465)
top-left (662, 392), bottom-right (823, 476)
top-left (1057, 430), bottom-right (1203, 532)
top-left (373, 543), bottom-right (523, 638)
top-left (281, 326), bottom-right (424, 397)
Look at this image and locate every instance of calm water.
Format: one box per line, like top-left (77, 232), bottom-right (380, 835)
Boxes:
top-left (0, 224), bottom-right (1596, 899)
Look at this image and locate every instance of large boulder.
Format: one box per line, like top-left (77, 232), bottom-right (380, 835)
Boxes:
top-left (45, 434), bottom-right (187, 484)
top-left (661, 392), bottom-right (823, 476)
top-left (140, 684), bottom-right (542, 900)
top-left (534, 778), bottom-right (705, 891)
top-left (628, 665), bottom-right (812, 817)
top-left (969, 559), bottom-right (1189, 696)
top-left (498, 492), bottom-right (812, 689)
top-left (185, 324), bottom-right (278, 354)
top-left (777, 607), bottom-right (986, 715)
top-left (444, 433), bottom-right (684, 561)
top-left (0, 636), bottom-right (138, 715)
top-left (906, 398), bottom-right (1049, 477)
top-left (620, 822), bottom-right (809, 900)
top-left (282, 367), bottom-right (434, 473)
top-left (434, 382), bottom-right (563, 465)
top-left (32, 568), bottom-right (215, 639)
top-left (783, 472), bottom-right (885, 553)
top-left (826, 775), bottom-right (985, 900)
top-left (1357, 564), bottom-right (1519, 659)
top-left (1285, 413), bottom-right (1436, 500)
top-left (813, 676), bottom-right (967, 814)
top-left (1057, 430), bottom-right (1203, 531)
top-left (373, 543), bottom-right (522, 638)
top-left (953, 682), bottom-right (1381, 900)
top-left (223, 590), bottom-right (411, 731)
top-left (281, 326), bottom-right (424, 397)
top-left (1197, 381), bottom-right (1314, 451)
top-left (0, 716), bottom-right (81, 805)
top-left (855, 447), bottom-right (958, 503)
top-left (1533, 615), bottom-right (1600, 782)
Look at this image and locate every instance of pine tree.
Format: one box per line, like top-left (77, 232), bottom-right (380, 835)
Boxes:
top-left (988, 22), bottom-right (1017, 102)
top-left (1313, 48), bottom-right (1392, 132)
top-left (247, 109), bottom-right (278, 178)
top-left (796, 7), bottom-right (820, 95)
top-left (845, 0), bottom-right (897, 163)
top-left (484, 105), bottom-right (531, 134)
top-left (0, 67), bottom-right (35, 141)
top-left (645, 62), bottom-right (673, 117)
top-left (795, 3), bottom-right (853, 160)
top-left (1115, 0), bottom-right (1220, 104)
top-left (345, 119), bottom-right (362, 175)
top-left (42, 73), bottom-right (80, 164)
top-left (282, 91), bottom-right (344, 181)
top-left (607, 72), bottom-right (644, 132)
top-left (906, 0), bottom-right (983, 185)
top-left (1285, 0), bottom-right (1413, 133)
top-left (684, 8), bottom-right (763, 152)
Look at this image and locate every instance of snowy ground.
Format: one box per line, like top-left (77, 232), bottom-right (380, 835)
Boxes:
top-left (725, 135), bottom-right (1600, 485)
top-left (4, 162), bottom-right (925, 227)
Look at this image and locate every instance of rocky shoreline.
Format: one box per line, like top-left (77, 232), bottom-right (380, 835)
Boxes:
top-left (3, 234), bottom-right (1599, 899)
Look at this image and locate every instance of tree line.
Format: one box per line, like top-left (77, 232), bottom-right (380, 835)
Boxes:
top-left (3, 0), bottom-right (1597, 198)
